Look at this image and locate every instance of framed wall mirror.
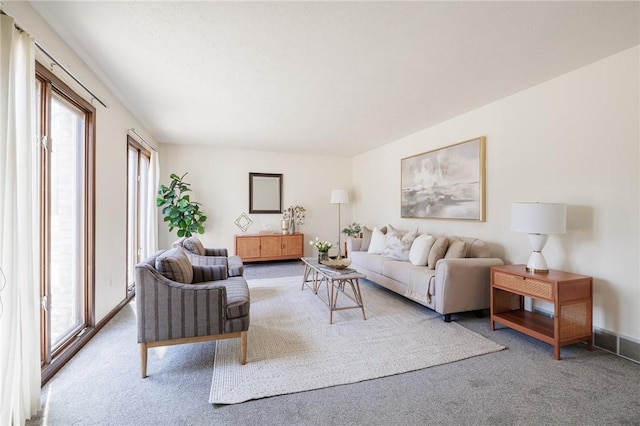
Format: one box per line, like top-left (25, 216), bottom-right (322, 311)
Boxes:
top-left (249, 172), bottom-right (282, 214)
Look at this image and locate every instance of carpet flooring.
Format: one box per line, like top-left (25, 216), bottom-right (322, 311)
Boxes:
top-left (26, 260), bottom-right (640, 425)
top-left (210, 276), bottom-right (503, 404)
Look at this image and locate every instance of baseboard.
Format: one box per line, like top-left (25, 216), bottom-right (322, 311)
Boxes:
top-left (41, 292), bottom-right (134, 385)
top-left (594, 327), bottom-right (640, 364)
top-left (532, 307), bottom-right (640, 365)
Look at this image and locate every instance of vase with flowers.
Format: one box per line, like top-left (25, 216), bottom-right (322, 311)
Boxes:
top-left (283, 205), bottom-right (306, 234)
top-left (309, 237), bottom-right (332, 263)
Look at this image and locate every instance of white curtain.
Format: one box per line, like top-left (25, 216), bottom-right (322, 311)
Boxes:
top-left (0, 14), bottom-right (41, 426)
top-left (142, 150), bottom-right (159, 258)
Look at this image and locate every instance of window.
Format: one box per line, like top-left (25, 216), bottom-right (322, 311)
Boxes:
top-left (127, 138), bottom-right (151, 292)
top-left (36, 63), bottom-right (95, 375)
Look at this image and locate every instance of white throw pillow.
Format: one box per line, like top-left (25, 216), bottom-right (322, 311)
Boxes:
top-left (409, 234), bottom-right (435, 266)
top-left (367, 227), bottom-right (387, 254)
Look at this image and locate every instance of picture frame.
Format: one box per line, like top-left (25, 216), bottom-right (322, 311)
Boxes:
top-left (249, 172), bottom-right (283, 214)
top-left (401, 137), bottom-right (486, 221)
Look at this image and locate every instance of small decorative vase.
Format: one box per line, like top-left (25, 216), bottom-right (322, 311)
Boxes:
top-left (288, 219), bottom-right (295, 234)
top-left (318, 251), bottom-right (329, 263)
top-left (281, 220), bottom-right (290, 235)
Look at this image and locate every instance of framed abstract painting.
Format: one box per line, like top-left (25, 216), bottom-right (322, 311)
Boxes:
top-left (401, 137), bottom-right (486, 221)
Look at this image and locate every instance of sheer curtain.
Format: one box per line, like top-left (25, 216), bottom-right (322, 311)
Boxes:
top-left (142, 150), bottom-right (159, 258)
top-left (0, 14), bottom-right (41, 425)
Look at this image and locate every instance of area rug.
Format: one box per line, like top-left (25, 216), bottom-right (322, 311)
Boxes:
top-left (209, 275), bottom-right (504, 404)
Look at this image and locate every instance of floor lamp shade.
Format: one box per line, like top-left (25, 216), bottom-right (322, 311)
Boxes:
top-left (330, 189), bottom-right (349, 205)
top-left (511, 202), bottom-right (566, 273)
top-left (330, 190), bottom-right (349, 256)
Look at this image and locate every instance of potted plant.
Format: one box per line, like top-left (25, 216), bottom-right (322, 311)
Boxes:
top-left (341, 222), bottom-right (362, 238)
top-left (156, 172), bottom-right (207, 237)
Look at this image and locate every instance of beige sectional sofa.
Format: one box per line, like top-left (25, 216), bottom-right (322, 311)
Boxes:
top-left (347, 227), bottom-right (503, 322)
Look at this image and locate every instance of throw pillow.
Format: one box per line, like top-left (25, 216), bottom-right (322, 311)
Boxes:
top-left (367, 227), bottom-right (387, 254)
top-left (383, 229), bottom-right (418, 261)
top-left (386, 224), bottom-right (406, 238)
top-left (361, 226), bottom-right (373, 251)
top-left (155, 247), bottom-right (193, 283)
top-left (444, 239), bottom-right (469, 259)
top-left (183, 236), bottom-right (205, 256)
top-left (409, 234), bottom-right (435, 266)
top-left (427, 237), bottom-right (449, 270)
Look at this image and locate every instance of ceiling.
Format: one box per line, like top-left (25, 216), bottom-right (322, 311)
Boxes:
top-left (29, 1), bottom-right (640, 157)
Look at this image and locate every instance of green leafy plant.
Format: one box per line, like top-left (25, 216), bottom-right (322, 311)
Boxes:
top-left (341, 222), bottom-right (362, 237)
top-left (156, 172), bottom-right (207, 237)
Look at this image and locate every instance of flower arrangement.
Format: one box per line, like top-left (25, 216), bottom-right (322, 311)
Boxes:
top-left (341, 222), bottom-right (362, 237)
top-left (309, 237), bottom-right (332, 253)
top-left (283, 205), bottom-right (306, 225)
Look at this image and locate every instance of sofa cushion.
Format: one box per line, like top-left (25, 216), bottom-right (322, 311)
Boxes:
top-left (384, 229), bottom-right (418, 261)
top-left (427, 237), bottom-right (449, 270)
top-left (155, 248), bottom-right (193, 283)
top-left (183, 236), bottom-right (205, 256)
top-left (445, 239), bottom-right (468, 259)
top-left (367, 227), bottom-right (387, 254)
top-left (350, 251), bottom-right (386, 274)
top-left (409, 234), bottom-right (435, 266)
top-left (381, 259), bottom-right (414, 284)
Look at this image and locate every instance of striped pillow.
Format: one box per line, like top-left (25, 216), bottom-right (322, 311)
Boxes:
top-left (183, 236), bottom-right (205, 256)
top-left (192, 265), bottom-right (228, 283)
top-left (155, 248), bottom-right (193, 283)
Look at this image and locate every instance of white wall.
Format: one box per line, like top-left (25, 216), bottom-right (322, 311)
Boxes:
top-left (353, 46), bottom-right (640, 340)
top-left (6, 2), bottom-right (160, 323)
top-left (158, 145), bottom-right (352, 258)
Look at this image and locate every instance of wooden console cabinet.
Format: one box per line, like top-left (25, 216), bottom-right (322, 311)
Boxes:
top-left (235, 233), bottom-right (304, 262)
top-left (490, 264), bottom-right (593, 360)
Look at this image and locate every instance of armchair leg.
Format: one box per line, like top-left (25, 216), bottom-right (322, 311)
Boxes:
top-left (140, 343), bottom-right (148, 378)
top-left (240, 331), bottom-right (248, 365)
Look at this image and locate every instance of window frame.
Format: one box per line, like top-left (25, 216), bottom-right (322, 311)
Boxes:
top-left (36, 62), bottom-right (96, 382)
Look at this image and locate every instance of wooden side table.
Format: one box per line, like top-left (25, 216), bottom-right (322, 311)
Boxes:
top-left (490, 264), bottom-right (593, 360)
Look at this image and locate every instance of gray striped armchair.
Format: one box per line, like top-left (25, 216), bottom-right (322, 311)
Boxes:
top-left (172, 236), bottom-right (244, 277)
top-left (135, 247), bottom-right (250, 377)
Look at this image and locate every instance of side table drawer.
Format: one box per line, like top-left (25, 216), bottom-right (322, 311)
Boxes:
top-left (493, 271), bottom-right (553, 301)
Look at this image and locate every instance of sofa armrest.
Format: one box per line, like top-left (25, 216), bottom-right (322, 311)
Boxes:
top-left (227, 255), bottom-right (245, 277)
top-left (347, 238), bottom-right (363, 253)
top-left (434, 257), bottom-right (504, 315)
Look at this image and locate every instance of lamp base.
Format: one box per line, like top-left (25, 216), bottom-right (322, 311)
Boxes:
top-left (526, 251), bottom-right (549, 273)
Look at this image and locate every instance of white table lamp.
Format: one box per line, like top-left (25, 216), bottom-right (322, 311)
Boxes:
top-left (330, 189), bottom-right (349, 257)
top-left (511, 202), bottom-right (566, 273)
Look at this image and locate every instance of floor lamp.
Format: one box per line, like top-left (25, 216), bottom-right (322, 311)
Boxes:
top-left (330, 189), bottom-right (349, 257)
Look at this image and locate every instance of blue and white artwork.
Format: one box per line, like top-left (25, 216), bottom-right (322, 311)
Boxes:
top-left (401, 137), bottom-right (485, 221)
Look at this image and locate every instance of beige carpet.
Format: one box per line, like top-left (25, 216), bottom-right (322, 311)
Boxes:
top-left (209, 276), bottom-right (504, 404)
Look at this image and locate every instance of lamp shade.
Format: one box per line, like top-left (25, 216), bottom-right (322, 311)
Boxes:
top-left (511, 202), bottom-right (566, 234)
top-left (330, 189), bottom-right (349, 204)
